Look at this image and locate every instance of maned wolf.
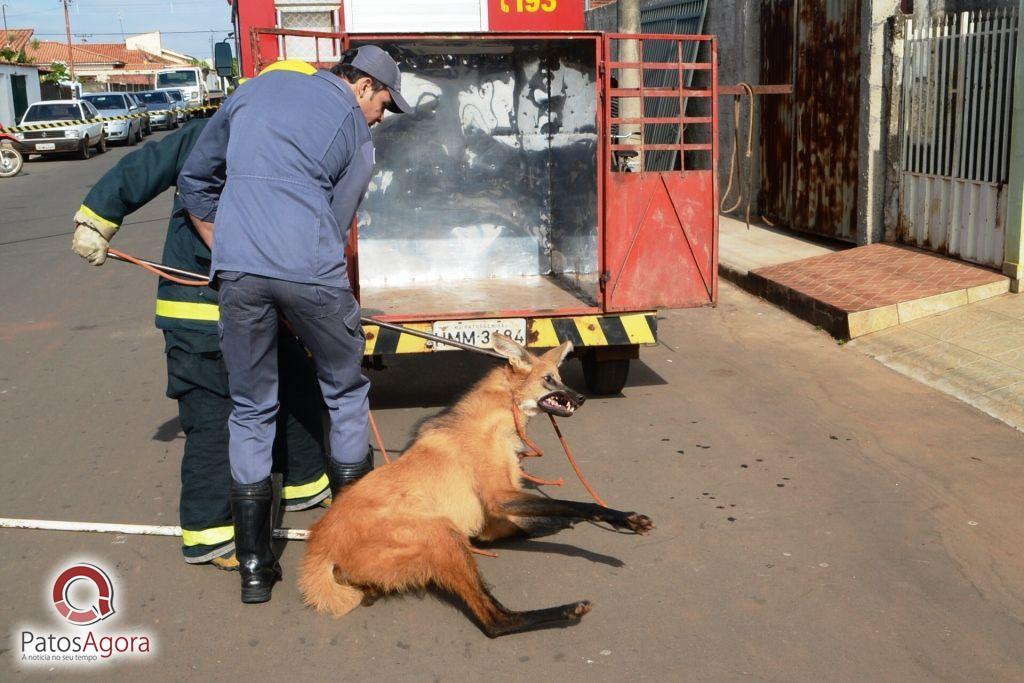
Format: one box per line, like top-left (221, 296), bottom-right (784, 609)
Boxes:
top-left (299, 334), bottom-right (654, 637)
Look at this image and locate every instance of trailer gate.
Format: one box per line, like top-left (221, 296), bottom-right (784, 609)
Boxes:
top-left (603, 33), bottom-right (719, 311)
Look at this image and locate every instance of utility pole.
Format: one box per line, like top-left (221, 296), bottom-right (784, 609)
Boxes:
top-left (617, 0), bottom-right (642, 171)
top-left (2, 4), bottom-right (10, 48)
top-left (117, 11), bottom-right (125, 42)
top-left (62, 0), bottom-right (76, 84)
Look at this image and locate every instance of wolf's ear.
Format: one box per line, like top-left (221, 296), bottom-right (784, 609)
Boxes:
top-left (492, 333), bottom-right (532, 372)
top-left (543, 341), bottom-right (573, 366)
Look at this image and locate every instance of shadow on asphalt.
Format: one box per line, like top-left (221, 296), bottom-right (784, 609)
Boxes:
top-left (145, 349), bottom-right (669, 442)
top-left (152, 417), bottom-right (183, 442)
top-left (479, 538), bottom-right (625, 567)
top-left (368, 351), bottom-right (668, 411)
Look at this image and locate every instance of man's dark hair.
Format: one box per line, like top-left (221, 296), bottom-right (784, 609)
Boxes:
top-left (331, 49), bottom-right (388, 92)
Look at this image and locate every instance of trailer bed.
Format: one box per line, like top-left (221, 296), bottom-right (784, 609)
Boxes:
top-left (360, 274), bottom-right (598, 322)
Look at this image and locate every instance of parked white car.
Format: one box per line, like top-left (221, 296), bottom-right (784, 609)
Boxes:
top-left (81, 92), bottom-right (146, 146)
top-left (10, 100), bottom-right (106, 160)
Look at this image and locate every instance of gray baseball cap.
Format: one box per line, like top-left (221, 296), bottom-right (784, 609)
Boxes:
top-left (349, 45), bottom-right (411, 114)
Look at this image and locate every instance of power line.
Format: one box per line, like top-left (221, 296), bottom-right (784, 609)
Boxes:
top-left (30, 29), bottom-right (231, 36)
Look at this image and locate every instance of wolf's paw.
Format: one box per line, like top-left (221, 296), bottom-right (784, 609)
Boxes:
top-left (566, 600), bottom-right (592, 620)
top-left (626, 513), bottom-right (654, 534)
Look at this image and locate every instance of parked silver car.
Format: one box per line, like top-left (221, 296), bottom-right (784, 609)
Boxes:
top-left (134, 90), bottom-right (179, 130)
top-left (125, 93), bottom-right (152, 136)
top-left (81, 92), bottom-right (145, 146)
top-left (159, 88), bottom-right (190, 123)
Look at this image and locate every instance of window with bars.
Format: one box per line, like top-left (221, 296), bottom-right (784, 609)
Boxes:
top-left (278, 8), bottom-right (340, 62)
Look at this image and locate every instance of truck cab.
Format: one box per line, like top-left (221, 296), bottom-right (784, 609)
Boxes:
top-left (156, 67), bottom-right (224, 110)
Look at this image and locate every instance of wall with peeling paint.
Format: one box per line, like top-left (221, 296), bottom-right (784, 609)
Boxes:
top-left (707, 0), bottom-right (763, 223)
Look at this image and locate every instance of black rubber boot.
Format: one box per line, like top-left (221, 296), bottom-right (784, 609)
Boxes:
top-left (229, 478), bottom-right (282, 604)
top-left (328, 449), bottom-right (374, 498)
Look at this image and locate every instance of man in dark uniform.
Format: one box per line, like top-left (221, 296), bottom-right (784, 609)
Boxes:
top-left (179, 45), bottom-right (410, 603)
top-left (70, 60), bottom-right (331, 570)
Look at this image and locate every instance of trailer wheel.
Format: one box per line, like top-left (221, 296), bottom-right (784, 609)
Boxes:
top-left (581, 352), bottom-right (631, 395)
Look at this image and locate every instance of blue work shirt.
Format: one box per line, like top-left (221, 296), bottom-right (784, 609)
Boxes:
top-left (178, 69), bottom-right (375, 287)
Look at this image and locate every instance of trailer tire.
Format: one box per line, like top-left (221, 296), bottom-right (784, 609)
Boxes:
top-left (581, 352), bottom-right (631, 395)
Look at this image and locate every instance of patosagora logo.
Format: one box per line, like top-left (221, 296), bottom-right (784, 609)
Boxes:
top-left (17, 560), bottom-right (154, 667)
top-left (51, 563), bottom-right (116, 626)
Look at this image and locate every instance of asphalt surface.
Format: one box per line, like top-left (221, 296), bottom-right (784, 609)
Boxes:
top-left (2, 139), bottom-right (1024, 681)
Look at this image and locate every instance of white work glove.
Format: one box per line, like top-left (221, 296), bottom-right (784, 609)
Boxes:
top-left (71, 209), bottom-right (118, 266)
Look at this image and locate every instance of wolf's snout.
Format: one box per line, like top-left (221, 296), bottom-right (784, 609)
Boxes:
top-left (538, 389), bottom-right (584, 417)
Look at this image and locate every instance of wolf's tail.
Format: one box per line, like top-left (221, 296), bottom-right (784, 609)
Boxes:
top-left (298, 543), bottom-right (363, 617)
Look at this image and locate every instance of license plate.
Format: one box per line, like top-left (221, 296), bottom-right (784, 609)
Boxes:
top-left (35, 143), bottom-right (55, 151)
top-left (432, 318), bottom-right (527, 352)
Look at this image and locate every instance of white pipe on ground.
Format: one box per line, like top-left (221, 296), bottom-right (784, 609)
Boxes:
top-left (0, 517), bottom-right (310, 540)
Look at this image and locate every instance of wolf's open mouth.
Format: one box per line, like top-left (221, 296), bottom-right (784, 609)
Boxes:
top-left (538, 391), bottom-right (579, 417)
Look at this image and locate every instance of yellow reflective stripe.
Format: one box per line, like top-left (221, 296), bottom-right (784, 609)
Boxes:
top-left (620, 313), bottom-right (656, 344)
top-left (156, 299), bottom-right (220, 322)
top-left (181, 525), bottom-right (234, 547)
top-left (529, 318), bottom-right (559, 348)
top-left (396, 322), bottom-right (432, 353)
top-left (573, 315), bottom-right (608, 346)
top-left (78, 204), bottom-right (119, 232)
top-left (363, 325), bottom-right (379, 355)
top-left (282, 473), bottom-right (329, 501)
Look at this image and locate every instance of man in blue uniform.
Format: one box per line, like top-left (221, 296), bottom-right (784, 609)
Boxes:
top-left (70, 60), bottom-right (331, 570)
top-left (178, 46), bottom-right (411, 603)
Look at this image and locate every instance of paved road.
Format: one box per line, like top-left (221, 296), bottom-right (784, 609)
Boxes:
top-left (1, 144), bottom-right (1024, 681)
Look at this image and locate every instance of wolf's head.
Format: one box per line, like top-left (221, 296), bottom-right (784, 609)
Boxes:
top-left (491, 335), bottom-right (586, 418)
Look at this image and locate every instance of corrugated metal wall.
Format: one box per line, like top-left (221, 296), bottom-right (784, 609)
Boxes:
top-left (638, 0), bottom-right (708, 171)
top-left (759, 0), bottom-right (862, 241)
top-left (898, 9), bottom-right (1019, 268)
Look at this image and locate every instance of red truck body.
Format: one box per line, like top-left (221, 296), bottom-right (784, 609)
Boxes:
top-left (228, 3), bottom-right (717, 392)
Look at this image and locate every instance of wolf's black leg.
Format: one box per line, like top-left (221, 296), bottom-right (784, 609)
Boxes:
top-left (503, 495), bottom-right (654, 534)
top-left (511, 515), bottom-right (578, 538)
top-left (486, 599), bottom-right (593, 638)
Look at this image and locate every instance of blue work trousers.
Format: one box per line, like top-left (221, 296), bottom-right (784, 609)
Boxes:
top-left (217, 272), bottom-right (370, 484)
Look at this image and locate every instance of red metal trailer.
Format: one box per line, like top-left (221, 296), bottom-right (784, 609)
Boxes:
top-left (242, 26), bottom-right (718, 394)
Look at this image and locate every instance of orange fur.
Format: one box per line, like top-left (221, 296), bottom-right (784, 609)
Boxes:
top-left (299, 338), bottom-right (649, 637)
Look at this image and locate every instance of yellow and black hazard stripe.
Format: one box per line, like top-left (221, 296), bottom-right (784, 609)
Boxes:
top-left (363, 313), bottom-right (657, 356)
top-left (149, 302), bottom-right (658, 353)
top-left (529, 313), bottom-right (657, 348)
top-left (0, 104), bottom-right (220, 134)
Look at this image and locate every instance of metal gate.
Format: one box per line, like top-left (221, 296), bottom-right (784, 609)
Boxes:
top-left (898, 9), bottom-right (1019, 268)
top-left (759, 0), bottom-right (862, 240)
top-left (603, 33), bottom-right (719, 310)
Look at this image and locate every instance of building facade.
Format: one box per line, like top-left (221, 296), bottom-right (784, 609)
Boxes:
top-left (0, 62), bottom-right (42, 128)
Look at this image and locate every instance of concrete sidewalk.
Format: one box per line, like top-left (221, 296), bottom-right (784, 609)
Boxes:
top-left (719, 214), bottom-right (1024, 431)
top-left (849, 294), bottom-right (1024, 431)
top-left (719, 216), bottom-right (1009, 339)
top-left (718, 215), bottom-right (839, 290)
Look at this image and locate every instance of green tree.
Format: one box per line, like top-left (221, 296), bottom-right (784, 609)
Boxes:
top-left (41, 62), bottom-right (70, 85)
top-left (0, 45), bottom-right (34, 65)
